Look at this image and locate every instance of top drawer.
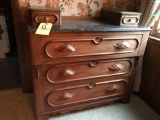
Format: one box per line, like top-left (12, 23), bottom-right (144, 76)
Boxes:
top-left (29, 33), bottom-right (142, 65)
top-left (28, 6), bottom-right (61, 27)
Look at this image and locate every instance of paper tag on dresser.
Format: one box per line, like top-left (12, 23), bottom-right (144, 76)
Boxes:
top-left (35, 23), bottom-right (52, 35)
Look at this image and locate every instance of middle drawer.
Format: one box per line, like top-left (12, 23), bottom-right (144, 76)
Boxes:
top-left (42, 58), bottom-right (135, 87)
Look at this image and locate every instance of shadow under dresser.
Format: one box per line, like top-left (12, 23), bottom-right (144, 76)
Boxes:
top-left (27, 20), bottom-right (150, 120)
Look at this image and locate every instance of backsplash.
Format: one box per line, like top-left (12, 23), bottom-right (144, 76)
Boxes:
top-left (19, 0), bottom-right (135, 17)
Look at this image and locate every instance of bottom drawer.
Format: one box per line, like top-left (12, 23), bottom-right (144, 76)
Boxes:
top-left (44, 78), bottom-right (129, 110)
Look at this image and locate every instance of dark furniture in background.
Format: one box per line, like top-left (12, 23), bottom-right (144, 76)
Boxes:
top-left (11, 0), bottom-right (33, 92)
top-left (139, 36), bottom-right (160, 116)
top-left (0, 0), bottom-right (11, 9)
top-left (5, 10), bottom-right (17, 56)
top-left (0, 58), bottom-right (21, 90)
top-left (0, 0), bottom-right (17, 56)
top-left (0, 0), bottom-right (21, 90)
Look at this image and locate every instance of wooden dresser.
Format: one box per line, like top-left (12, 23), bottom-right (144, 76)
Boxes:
top-left (27, 20), bottom-right (150, 120)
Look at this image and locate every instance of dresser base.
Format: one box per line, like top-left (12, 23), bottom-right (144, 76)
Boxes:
top-left (36, 96), bottom-right (129, 120)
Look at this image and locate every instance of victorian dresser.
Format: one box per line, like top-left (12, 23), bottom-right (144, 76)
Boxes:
top-left (27, 19), bottom-right (150, 120)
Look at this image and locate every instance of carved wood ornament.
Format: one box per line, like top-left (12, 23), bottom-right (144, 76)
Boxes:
top-left (59, 68), bottom-right (75, 76)
top-left (56, 92), bottom-right (74, 99)
top-left (114, 41), bottom-right (131, 49)
top-left (108, 63), bottom-right (125, 71)
top-left (55, 43), bottom-right (76, 52)
top-left (106, 84), bottom-right (120, 91)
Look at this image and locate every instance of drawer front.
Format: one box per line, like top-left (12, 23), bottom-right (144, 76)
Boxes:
top-left (43, 58), bottom-right (134, 85)
top-left (31, 11), bottom-right (61, 27)
top-left (29, 33), bottom-right (143, 65)
top-left (45, 36), bottom-right (140, 58)
top-left (121, 16), bottom-right (140, 26)
top-left (46, 78), bottom-right (128, 107)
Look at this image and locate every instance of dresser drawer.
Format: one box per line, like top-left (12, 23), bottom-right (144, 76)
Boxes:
top-left (45, 78), bottom-right (128, 108)
top-left (122, 16), bottom-right (139, 25)
top-left (29, 6), bottom-right (61, 27)
top-left (100, 9), bottom-right (141, 26)
top-left (29, 33), bottom-right (142, 65)
top-left (44, 36), bottom-right (140, 58)
top-left (42, 58), bottom-right (135, 86)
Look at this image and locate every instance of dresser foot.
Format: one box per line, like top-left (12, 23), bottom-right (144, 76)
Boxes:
top-left (121, 97), bottom-right (130, 104)
top-left (36, 114), bottom-right (49, 120)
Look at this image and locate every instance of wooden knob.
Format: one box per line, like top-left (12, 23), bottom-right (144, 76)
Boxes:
top-left (56, 92), bottom-right (74, 99)
top-left (45, 17), bottom-right (49, 23)
top-left (56, 43), bottom-right (76, 52)
top-left (87, 82), bottom-right (96, 89)
top-left (63, 92), bottom-right (74, 99)
top-left (108, 63), bottom-right (125, 71)
top-left (114, 41), bottom-right (131, 49)
top-left (106, 84), bottom-right (120, 91)
top-left (89, 60), bottom-right (99, 67)
top-left (59, 68), bottom-right (75, 76)
top-left (128, 19), bottom-right (132, 22)
top-left (93, 37), bottom-right (103, 44)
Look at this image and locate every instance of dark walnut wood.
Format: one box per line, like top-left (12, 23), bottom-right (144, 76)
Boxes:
top-left (11, 0), bottom-right (33, 92)
top-left (100, 8), bottom-right (142, 26)
top-left (28, 30), bottom-right (149, 120)
top-left (46, 79), bottom-right (127, 107)
top-left (29, 33), bottom-right (144, 65)
top-left (43, 58), bottom-right (134, 86)
top-left (25, 10), bottom-right (150, 119)
top-left (28, 6), bottom-right (61, 27)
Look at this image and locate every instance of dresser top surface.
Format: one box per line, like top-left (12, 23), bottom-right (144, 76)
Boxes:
top-left (27, 19), bottom-right (150, 33)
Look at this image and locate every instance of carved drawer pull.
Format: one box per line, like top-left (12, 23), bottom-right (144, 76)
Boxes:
top-left (108, 63), bottom-right (125, 71)
top-left (93, 37), bottom-right (103, 45)
top-left (114, 41), bottom-right (131, 49)
top-left (89, 60), bottom-right (99, 67)
top-left (59, 68), bottom-right (75, 76)
top-left (56, 92), bottom-right (74, 99)
top-left (55, 43), bottom-right (76, 52)
top-left (63, 92), bottom-right (74, 99)
top-left (106, 84), bottom-right (120, 91)
top-left (128, 19), bottom-right (132, 23)
top-left (45, 17), bottom-right (49, 23)
top-left (87, 82), bottom-right (96, 89)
